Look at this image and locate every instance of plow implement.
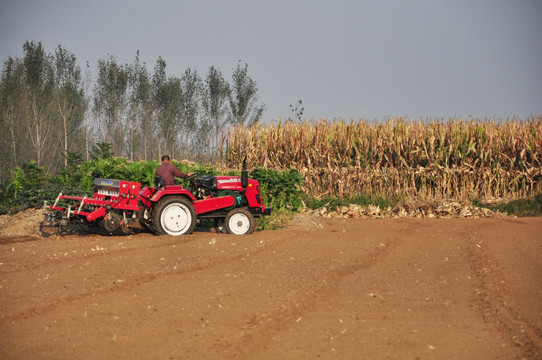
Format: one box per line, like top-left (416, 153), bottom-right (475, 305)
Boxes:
top-left (42, 179), bottom-right (141, 234)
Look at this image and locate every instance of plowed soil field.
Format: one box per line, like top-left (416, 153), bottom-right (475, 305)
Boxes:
top-left (0, 211), bottom-right (541, 359)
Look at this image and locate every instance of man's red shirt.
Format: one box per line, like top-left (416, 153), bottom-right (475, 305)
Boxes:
top-left (156, 162), bottom-right (187, 186)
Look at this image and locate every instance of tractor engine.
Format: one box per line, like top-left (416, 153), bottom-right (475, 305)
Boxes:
top-left (193, 174), bottom-right (265, 211)
top-left (194, 175), bottom-right (219, 198)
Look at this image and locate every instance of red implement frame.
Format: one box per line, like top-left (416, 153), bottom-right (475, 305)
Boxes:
top-left (49, 179), bottom-right (141, 222)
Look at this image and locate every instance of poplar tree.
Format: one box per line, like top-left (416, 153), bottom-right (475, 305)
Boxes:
top-left (152, 57), bottom-right (182, 158)
top-left (202, 66), bottom-right (230, 156)
top-left (128, 51), bottom-right (153, 160)
top-left (93, 55), bottom-right (128, 156)
top-left (229, 61), bottom-right (265, 126)
top-left (0, 57), bottom-right (25, 179)
top-left (53, 45), bottom-right (85, 166)
top-left (179, 68), bottom-right (202, 155)
top-left (23, 41), bottom-right (55, 167)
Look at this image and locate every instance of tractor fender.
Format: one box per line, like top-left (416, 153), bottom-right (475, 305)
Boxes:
top-left (148, 187), bottom-right (197, 204)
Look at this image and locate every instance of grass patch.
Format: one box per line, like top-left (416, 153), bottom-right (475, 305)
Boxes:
top-left (256, 208), bottom-right (296, 231)
top-left (472, 194), bottom-right (542, 217)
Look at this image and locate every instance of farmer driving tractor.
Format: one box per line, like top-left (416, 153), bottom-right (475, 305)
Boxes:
top-left (156, 155), bottom-right (193, 186)
top-left (42, 155), bottom-right (270, 236)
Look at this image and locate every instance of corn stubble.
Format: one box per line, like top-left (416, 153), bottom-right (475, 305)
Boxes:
top-left (226, 117), bottom-right (542, 201)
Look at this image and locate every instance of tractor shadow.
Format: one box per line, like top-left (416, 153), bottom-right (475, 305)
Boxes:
top-left (39, 220), bottom-right (217, 238)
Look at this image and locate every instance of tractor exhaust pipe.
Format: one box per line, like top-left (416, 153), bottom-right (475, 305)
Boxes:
top-left (241, 156), bottom-right (248, 190)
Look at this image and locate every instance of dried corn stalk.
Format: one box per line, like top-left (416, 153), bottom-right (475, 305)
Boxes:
top-left (226, 117), bottom-right (542, 200)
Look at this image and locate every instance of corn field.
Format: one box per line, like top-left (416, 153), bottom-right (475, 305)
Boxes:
top-left (226, 117), bottom-right (542, 200)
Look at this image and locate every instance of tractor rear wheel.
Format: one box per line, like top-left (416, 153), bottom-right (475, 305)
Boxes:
top-left (152, 196), bottom-right (196, 236)
top-left (225, 208), bottom-right (255, 235)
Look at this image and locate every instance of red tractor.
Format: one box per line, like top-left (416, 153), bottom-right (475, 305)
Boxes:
top-left (42, 166), bottom-right (271, 236)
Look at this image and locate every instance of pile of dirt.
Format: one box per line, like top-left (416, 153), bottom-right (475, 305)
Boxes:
top-left (304, 199), bottom-right (507, 219)
top-left (0, 208), bottom-right (44, 237)
top-left (284, 212), bottom-right (324, 230)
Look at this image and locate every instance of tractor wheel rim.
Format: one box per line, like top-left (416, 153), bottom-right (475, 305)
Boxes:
top-left (161, 203), bottom-right (191, 235)
top-left (228, 213), bottom-right (250, 235)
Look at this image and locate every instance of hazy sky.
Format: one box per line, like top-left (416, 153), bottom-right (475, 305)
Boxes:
top-left (1, 0), bottom-right (541, 121)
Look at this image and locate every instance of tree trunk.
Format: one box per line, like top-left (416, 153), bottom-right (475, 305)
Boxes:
top-left (85, 124), bottom-right (89, 161)
top-left (130, 128), bottom-right (134, 161)
top-left (11, 127), bottom-right (17, 166)
top-left (57, 97), bottom-right (69, 167)
top-left (32, 100), bottom-right (42, 166)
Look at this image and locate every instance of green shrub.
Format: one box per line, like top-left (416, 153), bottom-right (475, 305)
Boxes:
top-left (250, 167), bottom-right (304, 211)
top-left (0, 160), bottom-right (89, 214)
top-left (256, 207), bottom-right (296, 231)
top-left (1, 160), bottom-right (305, 215)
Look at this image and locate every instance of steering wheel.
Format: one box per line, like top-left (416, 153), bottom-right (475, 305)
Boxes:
top-left (188, 173), bottom-right (199, 187)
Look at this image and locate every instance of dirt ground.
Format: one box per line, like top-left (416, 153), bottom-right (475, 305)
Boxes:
top-left (0, 210), bottom-right (541, 359)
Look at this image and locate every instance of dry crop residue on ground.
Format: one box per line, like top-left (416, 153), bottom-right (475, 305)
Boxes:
top-left (0, 212), bottom-right (541, 359)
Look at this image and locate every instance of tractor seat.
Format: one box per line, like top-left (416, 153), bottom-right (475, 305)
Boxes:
top-left (155, 176), bottom-right (165, 189)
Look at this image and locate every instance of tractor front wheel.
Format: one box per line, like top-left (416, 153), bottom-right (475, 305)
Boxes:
top-left (153, 196), bottom-right (196, 236)
top-left (225, 208), bottom-right (255, 235)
